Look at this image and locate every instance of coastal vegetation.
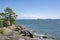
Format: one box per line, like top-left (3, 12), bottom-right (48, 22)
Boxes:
top-left (0, 7), bottom-right (17, 27)
top-left (0, 8), bottom-right (34, 40)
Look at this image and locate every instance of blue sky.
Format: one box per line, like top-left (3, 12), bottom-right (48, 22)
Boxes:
top-left (0, 0), bottom-right (60, 19)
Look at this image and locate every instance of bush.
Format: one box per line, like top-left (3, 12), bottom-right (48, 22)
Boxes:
top-left (0, 28), bottom-right (4, 34)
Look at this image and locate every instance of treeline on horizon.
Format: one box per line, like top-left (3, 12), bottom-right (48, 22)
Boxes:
top-left (0, 7), bottom-right (17, 27)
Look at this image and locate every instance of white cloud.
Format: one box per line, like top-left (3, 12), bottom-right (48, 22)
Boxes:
top-left (16, 12), bottom-right (60, 19)
top-left (17, 13), bottom-right (51, 19)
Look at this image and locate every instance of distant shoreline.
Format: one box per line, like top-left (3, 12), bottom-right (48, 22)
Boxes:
top-left (16, 19), bottom-right (60, 20)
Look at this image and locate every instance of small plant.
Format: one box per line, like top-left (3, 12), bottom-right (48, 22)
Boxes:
top-left (0, 28), bottom-right (4, 34)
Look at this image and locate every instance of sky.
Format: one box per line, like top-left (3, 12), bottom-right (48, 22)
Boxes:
top-left (0, 0), bottom-right (60, 19)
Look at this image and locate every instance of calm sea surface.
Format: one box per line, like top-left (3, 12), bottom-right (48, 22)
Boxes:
top-left (16, 19), bottom-right (60, 39)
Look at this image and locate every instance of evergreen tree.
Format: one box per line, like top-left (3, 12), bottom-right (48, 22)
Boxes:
top-left (0, 13), bottom-right (5, 27)
top-left (4, 7), bottom-right (17, 26)
top-left (0, 7), bottom-right (17, 27)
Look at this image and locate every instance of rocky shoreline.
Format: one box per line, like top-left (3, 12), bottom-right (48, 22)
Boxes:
top-left (0, 25), bottom-right (54, 40)
top-left (0, 25), bottom-right (41, 40)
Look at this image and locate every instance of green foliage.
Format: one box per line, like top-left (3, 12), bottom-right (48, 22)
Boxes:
top-left (4, 7), bottom-right (17, 26)
top-left (0, 7), bottom-right (17, 27)
top-left (0, 16), bottom-right (2, 27)
top-left (0, 13), bottom-right (4, 27)
top-left (0, 28), bottom-right (4, 34)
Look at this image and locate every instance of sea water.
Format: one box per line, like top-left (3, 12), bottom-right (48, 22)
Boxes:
top-left (16, 19), bottom-right (60, 40)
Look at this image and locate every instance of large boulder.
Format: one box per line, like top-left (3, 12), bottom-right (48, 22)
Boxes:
top-left (2, 27), bottom-right (13, 35)
top-left (15, 25), bottom-right (33, 38)
top-left (7, 25), bottom-right (16, 30)
top-left (22, 30), bottom-right (33, 38)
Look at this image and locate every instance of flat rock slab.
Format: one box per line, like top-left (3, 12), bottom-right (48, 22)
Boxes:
top-left (19, 38), bottom-right (25, 40)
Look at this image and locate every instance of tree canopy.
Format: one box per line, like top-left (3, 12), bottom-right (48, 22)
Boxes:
top-left (0, 8), bottom-right (17, 27)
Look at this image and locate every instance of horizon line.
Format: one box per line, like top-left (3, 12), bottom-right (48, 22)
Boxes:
top-left (16, 18), bottom-right (60, 20)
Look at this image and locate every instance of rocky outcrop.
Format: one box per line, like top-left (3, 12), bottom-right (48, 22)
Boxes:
top-left (0, 25), bottom-right (40, 40)
top-left (15, 25), bottom-right (33, 38)
top-left (0, 26), bottom-right (52, 40)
